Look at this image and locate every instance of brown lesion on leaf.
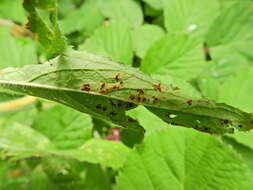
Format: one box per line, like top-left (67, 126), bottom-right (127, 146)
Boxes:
top-left (153, 83), bottom-right (162, 92)
top-left (152, 96), bottom-right (159, 103)
top-left (99, 82), bottom-right (123, 94)
top-left (221, 119), bottom-right (232, 125)
top-left (95, 104), bottom-right (107, 111)
top-left (129, 95), bottom-right (135, 101)
top-left (126, 102), bottom-right (135, 108)
top-left (114, 73), bottom-right (120, 82)
top-left (100, 82), bottom-right (106, 90)
top-left (137, 89), bottom-right (144, 94)
top-left (81, 83), bottom-right (91, 91)
top-left (187, 100), bottom-right (193, 106)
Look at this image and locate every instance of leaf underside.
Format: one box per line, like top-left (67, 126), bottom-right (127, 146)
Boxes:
top-left (0, 50), bottom-right (252, 134)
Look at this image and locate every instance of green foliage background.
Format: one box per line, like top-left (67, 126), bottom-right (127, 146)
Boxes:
top-left (0, 0), bottom-right (253, 189)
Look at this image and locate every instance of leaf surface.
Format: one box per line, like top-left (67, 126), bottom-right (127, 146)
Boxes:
top-left (116, 128), bottom-right (253, 190)
top-left (0, 50), bottom-right (252, 134)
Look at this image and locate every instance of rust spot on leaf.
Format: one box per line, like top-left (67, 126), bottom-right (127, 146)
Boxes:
top-left (99, 90), bottom-right (107, 94)
top-left (114, 73), bottom-right (120, 81)
top-left (100, 82), bottom-right (106, 90)
top-left (129, 95), bottom-right (135, 100)
top-left (152, 96), bottom-right (159, 103)
top-left (153, 83), bottom-right (162, 92)
top-left (96, 104), bottom-right (102, 109)
top-left (137, 89), bottom-right (144, 94)
top-left (187, 100), bottom-right (193, 106)
top-left (81, 83), bottom-right (90, 91)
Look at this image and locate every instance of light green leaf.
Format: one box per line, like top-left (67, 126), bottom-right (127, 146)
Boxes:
top-left (0, 50), bottom-right (253, 134)
top-left (59, 0), bottom-right (104, 36)
top-left (141, 34), bottom-right (206, 80)
top-left (0, 0), bottom-right (27, 24)
top-left (79, 21), bottom-right (133, 65)
top-left (197, 68), bottom-right (253, 112)
top-left (223, 136), bottom-right (253, 176)
top-left (98, 0), bottom-right (143, 28)
top-left (217, 68), bottom-right (253, 113)
top-left (0, 27), bottom-right (37, 69)
top-left (32, 105), bottom-right (93, 149)
top-left (164, 0), bottom-right (220, 38)
top-left (0, 122), bottom-right (56, 158)
top-left (203, 42), bottom-right (253, 81)
top-left (228, 132), bottom-right (253, 151)
top-left (126, 105), bottom-right (168, 134)
top-left (206, 2), bottom-right (253, 47)
top-left (0, 121), bottom-right (130, 169)
top-left (116, 127), bottom-right (253, 190)
top-left (132, 24), bottom-right (165, 58)
top-left (62, 139), bottom-right (130, 169)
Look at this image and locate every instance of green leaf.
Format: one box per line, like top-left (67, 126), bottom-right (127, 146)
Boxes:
top-left (141, 34), bottom-right (206, 80)
top-left (0, 122), bottom-right (56, 158)
top-left (32, 105), bottom-right (93, 149)
top-left (0, 121), bottom-right (130, 169)
top-left (198, 68), bottom-right (253, 113)
top-left (126, 105), bottom-right (168, 134)
top-left (223, 136), bottom-right (253, 176)
top-left (0, 0), bottom-right (27, 24)
top-left (228, 132), bottom-right (253, 151)
top-left (142, 0), bottom-right (164, 10)
top-left (206, 2), bottom-right (253, 47)
top-left (84, 164), bottom-right (112, 190)
top-left (132, 24), bottom-right (165, 58)
top-left (79, 21), bottom-right (133, 65)
top-left (0, 50), bottom-right (253, 134)
top-left (59, 0), bottom-right (104, 36)
top-left (0, 27), bottom-right (37, 69)
top-left (0, 161), bottom-right (61, 190)
top-left (23, 0), bottom-right (67, 54)
top-left (63, 139), bottom-right (130, 169)
top-left (116, 127), bottom-right (253, 190)
top-left (164, 0), bottom-right (220, 38)
top-left (202, 42), bottom-right (253, 81)
top-left (98, 0), bottom-right (143, 28)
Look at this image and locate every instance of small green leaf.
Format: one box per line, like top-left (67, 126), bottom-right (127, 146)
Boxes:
top-left (228, 132), bottom-right (253, 151)
top-left (126, 105), bottom-right (168, 134)
top-left (132, 24), bottom-right (165, 58)
top-left (59, 0), bottom-right (104, 36)
top-left (63, 139), bottom-right (130, 169)
top-left (98, 0), bottom-right (143, 28)
top-left (0, 27), bottom-right (37, 69)
top-left (116, 127), bottom-right (253, 190)
top-left (79, 20), bottom-right (133, 65)
top-left (32, 105), bottom-right (93, 149)
top-left (141, 34), bottom-right (206, 80)
top-left (206, 2), bottom-right (253, 47)
top-left (0, 122), bottom-right (56, 158)
top-left (164, 0), bottom-right (220, 38)
top-left (0, 0), bottom-right (27, 24)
